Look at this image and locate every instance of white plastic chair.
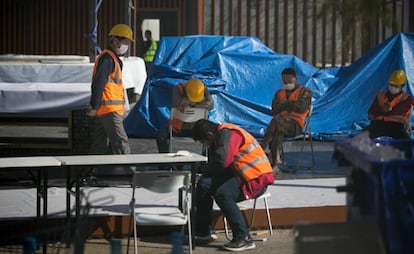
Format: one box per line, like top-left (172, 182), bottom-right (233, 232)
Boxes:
top-left (127, 170), bottom-right (192, 254)
top-left (281, 105), bottom-right (315, 172)
top-left (169, 107), bottom-right (209, 153)
top-left (223, 190), bottom-right (273, 241)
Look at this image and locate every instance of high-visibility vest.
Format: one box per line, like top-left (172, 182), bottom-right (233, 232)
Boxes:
top-left (144, 38), bottom-right (157, 62)
top-left (218, 123), bottom-right (273, 182)
top-left (374, 90), bottom-right (411, 124)
top-left (93, 49), bottom-right (125, 116)
top-left (276, 86), bottom-right (309, 128)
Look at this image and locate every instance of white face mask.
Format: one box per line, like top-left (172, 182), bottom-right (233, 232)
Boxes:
top-left (283, 83), bottom-right (295, 91)
top-left (116, 44), bottom-right (129, 55)
top-left (389, 85), bottom-right (402, 95)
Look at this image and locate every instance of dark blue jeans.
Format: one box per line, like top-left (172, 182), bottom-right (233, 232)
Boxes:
top-left (195, 171), bottom-right (249, 240)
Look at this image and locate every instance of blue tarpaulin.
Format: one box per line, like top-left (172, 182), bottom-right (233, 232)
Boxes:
top-left (124, 33), bottom-right (414, 140)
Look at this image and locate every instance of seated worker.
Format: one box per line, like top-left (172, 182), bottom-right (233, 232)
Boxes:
top-left (364, 69), bottom-right (414, 139)
top-left (156, 78), bottom-right (214, 153)
top-left (191, 119), bottom-right (274, 252)
top-left (260, 68), bottom-right (312, 175)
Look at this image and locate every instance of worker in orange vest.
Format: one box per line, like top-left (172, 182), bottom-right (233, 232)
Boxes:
top-left (191, 119), bottom-right (274, 252)
top-left (156, 78), bottom-right (214, 153)
top-left (87, 24), bottom-right (134, 154)
top-left (364, 69), bottom-right (414, 139)
top-left (261, 68), bottom-right (312, 176)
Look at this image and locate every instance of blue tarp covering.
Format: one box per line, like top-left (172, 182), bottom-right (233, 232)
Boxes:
top-left (124, 33), bottom-right (414, 140)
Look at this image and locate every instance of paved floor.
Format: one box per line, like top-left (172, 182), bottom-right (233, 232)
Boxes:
top-left (0, 229), bottom-right (295, 254)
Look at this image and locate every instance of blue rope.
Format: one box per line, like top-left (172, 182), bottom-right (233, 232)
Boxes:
top-left (84, 0), bottom-right (104, 54)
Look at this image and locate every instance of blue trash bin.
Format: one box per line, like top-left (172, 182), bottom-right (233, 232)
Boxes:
top-left (333, 140), bottom-right (414, 254)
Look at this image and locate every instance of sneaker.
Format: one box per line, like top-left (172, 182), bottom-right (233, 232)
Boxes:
top-left (194, 234), bottom-right (217, 244)
top-left (223, 236), bottom-right (256, 252)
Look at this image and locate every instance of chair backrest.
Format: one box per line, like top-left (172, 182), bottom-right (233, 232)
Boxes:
top-left (132, 170), bottom-right (189, 193)
top-left (303, 105), bottom-right (313, 133)
top-left (170, 107), bottom-right (209, 124)
top-left (129, 170), bottom-right (193, 254)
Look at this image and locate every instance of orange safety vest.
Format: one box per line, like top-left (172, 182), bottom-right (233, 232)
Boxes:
top-left (218, 123), bottom-right (273, 181)
top-left (276, 86), bottom-right (309, 128)
top-left (374, 90), bottom-right (411, 124)
top-left (93, 49), bottom-right (125, 116)
top-left (171, 83), bottom-right (188, 133)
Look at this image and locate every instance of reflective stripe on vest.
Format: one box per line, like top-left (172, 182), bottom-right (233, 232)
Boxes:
top-left (144, 38), bottom-right (157, 62)
top-left (374, 90), bottom-right (411, 124)
top-left (218, 123), bottom-right (272, 181)
top-left (93, 49), bottom-right (125, 116)
top-left (277, 87), bottom-right (308, 128)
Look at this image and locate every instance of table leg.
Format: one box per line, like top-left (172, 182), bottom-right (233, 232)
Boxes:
top-left (75, 168), bottom-right (81, 219)
top-left (66, 167), bottom-right (71, 218)
top-left (191, 162), bottom-right (197, 250)
top-left (43, 168), bottom-right (48, 220)
top-left (36, 170), bottom-right (41, 218)
top-left (42, 168), bottom-right (48, 254)
top-left (66, 167), bottom-right (71, 247)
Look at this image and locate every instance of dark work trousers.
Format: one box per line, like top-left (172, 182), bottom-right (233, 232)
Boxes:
top-left (89, 111), bottom-right (130, 155)
top-left (195, 171), bottom-right (250, 240)
top-left (263, 116), bottom-right (301, 165)
top-left (364, 120), bottom-right (411, 139)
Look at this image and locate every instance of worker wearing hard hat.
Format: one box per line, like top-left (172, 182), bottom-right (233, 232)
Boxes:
top-left (87, 24), bottom-right (134, 154)
top-left (260, 68), bottom-right (312, 178)
top-left (156, 78), bottom-right (214, 153)
top-left (364, 69), bottom-right (414, 139)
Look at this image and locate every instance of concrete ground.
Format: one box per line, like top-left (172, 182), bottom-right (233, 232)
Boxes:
top-left (79, 229), bottom-right (295, 254)
top-left (0, 229), bottom-right (295, 254)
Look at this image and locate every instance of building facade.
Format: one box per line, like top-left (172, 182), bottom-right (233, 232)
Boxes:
top-left (1, 0), bottom-right (413, 66)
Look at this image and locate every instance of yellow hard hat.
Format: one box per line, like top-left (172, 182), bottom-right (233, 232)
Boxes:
top-left (108, 24), bottom-right (134, 42)
top-left (389, 70), bottom-right (407, 86)
top-left (185, 78), bottom-right (205, 103)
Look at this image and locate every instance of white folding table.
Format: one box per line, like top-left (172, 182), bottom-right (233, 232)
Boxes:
top-left (56, 152), bottom-right (207, 250)
top-left (0, 156), bottom-right (62, 254)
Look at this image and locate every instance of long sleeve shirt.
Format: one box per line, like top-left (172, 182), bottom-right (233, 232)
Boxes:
top-left (271, 85), bottom-right (312, 116)
top-left (206, 128), bottom-right (274, 199)
top-left (89, 49), bottom-right (123, 110)
top-left (368, 90), bottom-right (414, 120)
